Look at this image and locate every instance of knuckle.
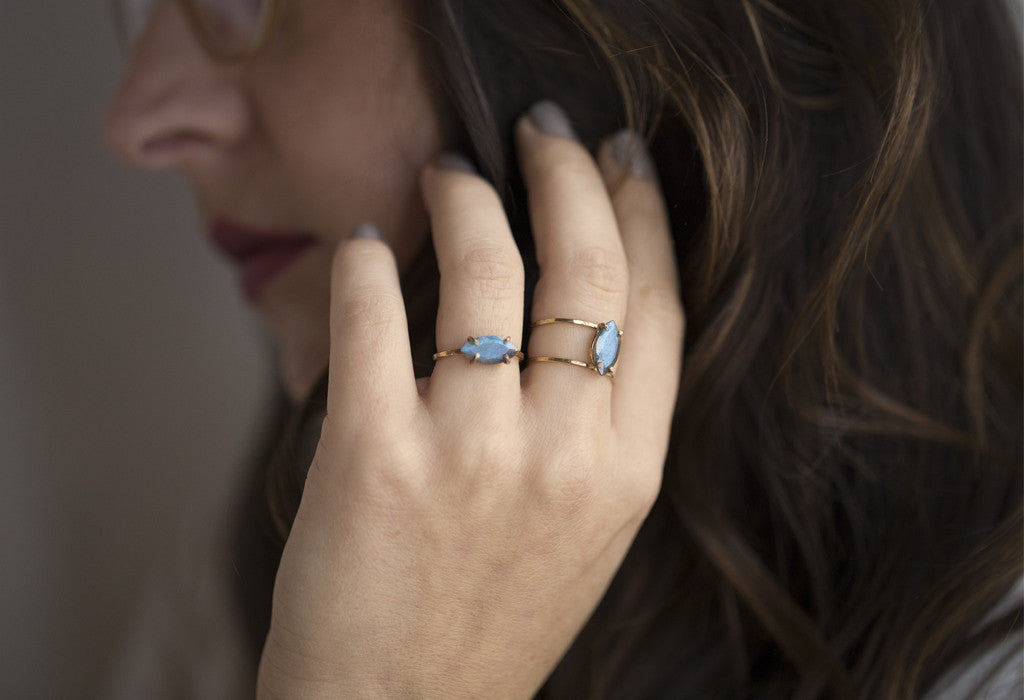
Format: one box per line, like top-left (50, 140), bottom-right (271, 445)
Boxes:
top-left (542, 157), bottom-right (593, 187)
top-left (318, 415), bottom-right (399, 474)
top-left (465, 436), bottom-right (519, 481)
top-left (566, 246), bottom-right (629, 301)
top-left (324, 413), bottom-right (382, 454)
top-left (336, 291), bottom-right (403, 340)
top-left (548, 463), bottom-right (599, 512)
top-left (632, 283), bottom-right (685, 326)
top-left (536, 441), bottom-right (601, 511)
top-left (457, 411), bottom-right (517, 460)
top-left (440, 423), bottom-right (522, 497)
top-left (325, 423), bottom-right (428, 495)
top-left (535, 436), bottom-right (661, 526)
top-left (453, 244), bottom-right (524, 295)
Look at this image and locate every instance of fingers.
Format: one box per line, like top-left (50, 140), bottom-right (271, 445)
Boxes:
top-left (326, 227), bottom-right (419, 427)
top-left (517, 102), bottom-right (629, 405)
top-left (596, 132), bottom-right (685, 463)
top-left (397, 103), bottom-right (681, 464)
top-left (421, 154), bottom-right (525, 410)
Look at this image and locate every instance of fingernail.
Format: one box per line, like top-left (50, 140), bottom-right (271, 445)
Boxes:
top-left (527, 101), bottom-right (577, 140)
top-left (609, 129), bottom-right (654, 179)
top-left (434, 151), bottom-right (478, 174)
top-left (351, 222), bottom-right (382, 240)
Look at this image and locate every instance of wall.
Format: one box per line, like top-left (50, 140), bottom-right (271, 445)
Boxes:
top-left (0, 4), bottom-right (272, 696)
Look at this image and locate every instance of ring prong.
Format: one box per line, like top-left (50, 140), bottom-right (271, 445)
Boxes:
top-left (472, 353), bottom-right (480, 363)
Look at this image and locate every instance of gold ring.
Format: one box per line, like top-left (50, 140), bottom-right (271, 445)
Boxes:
top-left (433, 335), bottom-right (524, 365)
top-left (529, 318), bottom-right (622, 379)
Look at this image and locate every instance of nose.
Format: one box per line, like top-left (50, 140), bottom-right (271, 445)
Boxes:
top-left (105, 0), bottom-right (251, 169)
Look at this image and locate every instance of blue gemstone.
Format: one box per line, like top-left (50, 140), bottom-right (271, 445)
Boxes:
top-left (460, 335), bottom-right (519, 364)
top-left (592, 321), bottom-right (620, 376)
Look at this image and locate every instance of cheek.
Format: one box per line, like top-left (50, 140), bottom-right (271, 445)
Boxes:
top-left (255, 41), bottom-right (443, 257)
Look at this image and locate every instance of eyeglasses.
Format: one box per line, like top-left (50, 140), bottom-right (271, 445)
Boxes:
top-left (111, 0), bottom-right (282, 61)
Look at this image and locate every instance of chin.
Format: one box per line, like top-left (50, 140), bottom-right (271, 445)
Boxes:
top-left (273, 326), bottom-right (330, 405)
top-left (255, 251), bottom-right (333, 405)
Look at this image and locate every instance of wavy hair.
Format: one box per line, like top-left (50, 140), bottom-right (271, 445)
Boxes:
top-left (235, 0), bottom-right (1023, 696)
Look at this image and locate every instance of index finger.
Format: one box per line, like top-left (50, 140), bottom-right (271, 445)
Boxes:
top-left (326, 230), bottom-right (419, 432)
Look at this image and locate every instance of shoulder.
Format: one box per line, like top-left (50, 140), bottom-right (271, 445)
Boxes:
top-left (926, 578), bottom-right (1023, 700)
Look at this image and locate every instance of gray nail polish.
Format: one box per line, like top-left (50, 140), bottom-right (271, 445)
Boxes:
top-left (528, 100), bottom-right (577, 140)
top-left (434, 151), bottom-right (478, 174)
top-left (609, 129), bottom-right (654, 178)
top-left (351, 222), bottom-right (383, 240)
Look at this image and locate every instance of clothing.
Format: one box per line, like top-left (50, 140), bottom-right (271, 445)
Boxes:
top-left (101, 510), bottom-right (254, 700)
top-left (926, 578), bottom-right (1024, 699)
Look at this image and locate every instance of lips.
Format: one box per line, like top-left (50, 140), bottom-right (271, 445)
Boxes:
top-left (208, 220), bottom-right (317, 301)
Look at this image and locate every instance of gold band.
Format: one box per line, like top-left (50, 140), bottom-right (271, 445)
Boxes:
top-left (529, 356), bottom-right (592, 370)
top-left (528, 318), bottom-right (622, 381)
top-left (529, 355), bottom-right (614, 380)
top-left (532, 317), bottom-right (600, 330)
top-left (432, 349), bottom-right (525, 363)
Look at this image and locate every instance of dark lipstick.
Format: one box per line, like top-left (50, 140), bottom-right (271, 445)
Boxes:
top-left (208, 220), bottom-right (317, 301)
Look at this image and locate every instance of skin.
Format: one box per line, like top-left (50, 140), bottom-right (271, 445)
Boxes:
top-left (106, 0), bottom-right (684, 696)
top-left (106, 0), bottom-right (443, 403)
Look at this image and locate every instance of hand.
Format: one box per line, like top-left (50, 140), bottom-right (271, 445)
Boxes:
top-left (258, 105), bottom-right (684, 698)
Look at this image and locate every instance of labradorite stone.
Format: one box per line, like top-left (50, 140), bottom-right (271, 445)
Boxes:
top-left (460, 335), bottom-right (518, 364)
top-left (592, 321), bottom-right (620, 375)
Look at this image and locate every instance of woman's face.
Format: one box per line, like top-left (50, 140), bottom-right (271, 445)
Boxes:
top-left (105, 0), bottom-right (445, 403)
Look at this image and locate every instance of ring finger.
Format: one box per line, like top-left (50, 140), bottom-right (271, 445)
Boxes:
top-left (517, 102), bottom-right (629, 406)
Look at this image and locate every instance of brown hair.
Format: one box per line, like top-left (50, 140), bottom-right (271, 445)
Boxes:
top-left (236, 0), bottom-right (1023, 696)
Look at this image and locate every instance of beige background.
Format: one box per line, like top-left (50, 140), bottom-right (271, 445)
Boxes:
top-left (1, 4), bottom-right (273, 697)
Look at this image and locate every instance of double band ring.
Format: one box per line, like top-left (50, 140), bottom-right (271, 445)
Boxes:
top-left (530, 318), bottom-right (622, 379)
top-left (433, 335), bottom-right (524, 365)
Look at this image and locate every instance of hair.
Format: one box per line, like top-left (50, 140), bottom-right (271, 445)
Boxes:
top-left (233, 0), bottom-right (1023, 696)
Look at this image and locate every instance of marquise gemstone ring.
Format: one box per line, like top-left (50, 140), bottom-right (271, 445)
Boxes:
top-left (433, 335), bottom-right (524, 365)
top-left (529, 318), bottom-right (622, 379)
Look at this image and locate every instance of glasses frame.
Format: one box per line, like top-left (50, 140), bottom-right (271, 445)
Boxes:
top-left (111, 0), bottom-right (284, 62)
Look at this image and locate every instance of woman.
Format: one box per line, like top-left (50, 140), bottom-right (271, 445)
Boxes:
top-left (105, 0), bottom-right (1022, 697)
